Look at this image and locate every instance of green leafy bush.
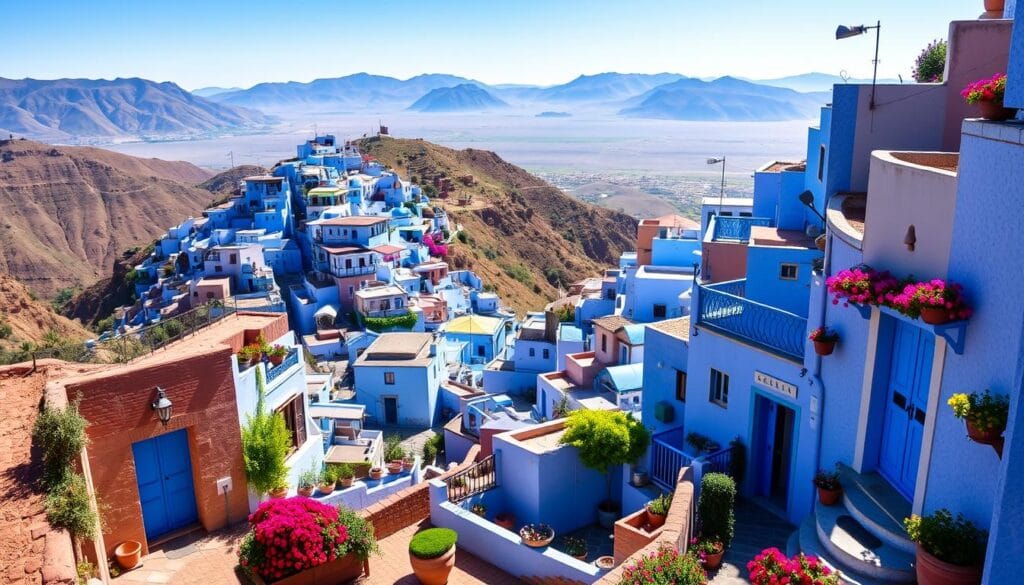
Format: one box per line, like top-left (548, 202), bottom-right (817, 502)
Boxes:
top-left (241, 370), bottom-right (291, 494)
top-left (904, 509), bottom-right (986, 566)
top-left (647, 493), bottom-right (673, 516)
top-left (364, 311), bottom-right (418, 331)
top-left (619, 545), bottom-right (706, 585)
top-left (0, 317), bottom-right (13, 339)
top-left (409, 528), bottom-right (457, 559)
top-left (32, 403), bottom-right (88, 489)
top-left (45, 474), bottom-right (97, 539)
top-left (332, 463), bottom-right (355, 480)
top-left (384, 434), bottom-right (406, 461)
top-left (560, 410), bottom-right (650, 503)
top-left (912, 39), bottom-right (947, 83)
top-left (698, 472), bottom-right (736, 547)
top-left (336, 506), bottom-right (380, 560)
top-left (422, 433), bottom-right (444, 465)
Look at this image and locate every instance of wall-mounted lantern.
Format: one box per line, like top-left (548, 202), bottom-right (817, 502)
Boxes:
top-left (151, 387), bottom-right (173, 426)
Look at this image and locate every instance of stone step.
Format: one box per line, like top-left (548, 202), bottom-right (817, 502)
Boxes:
top-left (797, 516), bottom-right (881, 585)
top-left (837, 464), bottom-right (915, 555)
top-left (815, 503), bottom-right (916, 584)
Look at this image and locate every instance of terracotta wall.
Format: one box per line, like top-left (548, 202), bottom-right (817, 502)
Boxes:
top-left (636, 221), bottom-right (660, 266)
top-left (700, 241), bottom-right (747, 284)
top-left (67, 348), bottom-right (249, 557)
top-left (942, 19), bottom-right (1013, 152)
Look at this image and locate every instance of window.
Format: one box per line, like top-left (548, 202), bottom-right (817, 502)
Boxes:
top-left (477, 345), bottom-right (486, 357)
top-left (543, 348), bottom-right (550, 360)
top-left (601, 334), bottom-right (608, 352)
top-left (720, 211), bottom-right (733, 217)
top-left (384, 372), bottom-right (395, 385)
top-left (780, 263), bottom-right (798, 280)
top-left (653, 304), bottom-right (667, 319)
top-left (529, 348), bottom-right (536, 357)
top-left (276, 395), bottom-right (307, 451)
top-left (818, 145), bottom-right (826, 182)
top-left (709, 368), bottom-right (729, 407)
top-left (215, 265), bottom-right (223, 273)
top-left (229, 253), bottom-right (238, 265)
top-left (675, 370), bottom-right (687, 402)
top-left (739, 211), bottom-right (753, 217)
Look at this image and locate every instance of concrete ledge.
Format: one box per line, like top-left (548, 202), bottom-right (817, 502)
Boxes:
top-left (42, 529), bottom-right (76, 584)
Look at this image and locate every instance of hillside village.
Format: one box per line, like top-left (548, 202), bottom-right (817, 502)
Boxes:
top-left (5, 5), bottom-right (1024, 585)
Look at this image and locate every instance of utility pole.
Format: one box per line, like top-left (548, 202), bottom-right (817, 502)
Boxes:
top-left (227, 150), bottom-right (235, 168)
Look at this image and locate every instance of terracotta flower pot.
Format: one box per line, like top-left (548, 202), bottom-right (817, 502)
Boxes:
top-left (702, 545), bottom-right (725, 570)
top-left (410, 545), bottom-right (456, 585)
top-left (595, 556), bottom-right (615, 570)
top-left (977, 100), bottom-right (1014, 121)
top-left (984, 0), bottom-right (1005, 13)
top-left (818, 486), bottom-right (842, 506)
top-left (522, 533), bottom-right (554, 548)
top-left (297, 486), bottom-right (314, 498)
top-left (966, 420), bottom-right (1004, 445)
top-left (402, 458), bottom-right (414, 472)
top-left (386, 461), bottom-right (403, 475)
top-left (369, 467), bottom-right (383, 480)
top-left (495, 513), bottom-right (516, 530)
top-left (915, 544), bottom-right (982, 585)
top-left (268, 354), bottom-right (284, 366)
top-left (268, 486), bottom-right (289, 499)
top-left (921, 306), bottom-right (951, 325)
top-left (646, 508), bottom-right (666, 529)
top-left (115, 540), bottom-right (142, 571)
top-left (814, 339), bottom-right (836, 356)
top-left (318, 482), bottom-right (334, 496)
top-left (338, 477), bottom-right (354, 488)
top-left (573, 552), bottom-right (587, 561)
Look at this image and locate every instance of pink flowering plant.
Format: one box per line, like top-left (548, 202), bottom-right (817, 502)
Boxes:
top-left (828, 266), bottom-right (971, 322)
top-left (907, 280), bottom-right (972, 321)
top-left (747, 548), bottom-right (841, 585)
top-left (808, 327), bottom-right (839, 343)
top-left (619, 545), bottom-right (707, 585)
top-left (961, 74), bottom-right (1006, 104)
top-left (826, 266), bottom-right (904, 307)
top-left (690, 536), bottom-right (724, 563)
top-left (238, 498), bottom-right (377, 582)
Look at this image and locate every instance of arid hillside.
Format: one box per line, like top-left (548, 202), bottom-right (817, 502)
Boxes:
top-left (357, 136), bottom-right (638, 312)
top-left (0, 139), bottom-right (217, 297)
top-left (0, 274), bottom-right (91, 347)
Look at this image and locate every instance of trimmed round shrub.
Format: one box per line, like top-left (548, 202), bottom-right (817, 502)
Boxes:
top-left (409, 528), bottom-right (457, 559)
top-left (698, 472), bottom-right (736, 547)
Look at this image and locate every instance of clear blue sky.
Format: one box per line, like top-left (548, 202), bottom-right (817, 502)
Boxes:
top-left (1, 0), bottom-right (972, 89)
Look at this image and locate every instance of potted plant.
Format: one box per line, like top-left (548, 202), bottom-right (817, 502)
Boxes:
top-left (691, 536), bottom-right (725, 570)
top-left (368, 466), bottom-right (383, 481)
top-left (646, 493), bottom-right (673, 529)
top-left (748, 548), bottom-right (841, 585)
top-left (335, 463), bottom-right (355, 488)
top-left (267, 344), bottom-right (288, 366)
top-left (408, 528), bottom-right (457, 585)
top-left (826, 266), bottom-right (903, 308)
top-left (619, 545), bottom-right (707, 584)
top-left (297, 468), bottom-right (318, 497)
top-left (319, 466), bottom-right (337, 496)
top-left (114, 540), bottom-right (142, 571)
top-left (495, 512), bottom-right (515, 530)
top-left (561, 536), bottom-right (588, 561)
top-left (238, 343), bottom-right (263, 367)
top-left (238, 499), bottom-right (377, 584)
top-left (559, 410), bottom-right (650, 529)
top-left (241, 370), bottom-right (291, 500)
top-left (402, 456), bottom-right (415, 472)
top-left (698, 473), bottom-right (736, 554)
top-left (470, 503), bottom-right (486, 517)
top-left (814, 468), bottom-right (842, 506)
top-left (386, 460), bottom-right (403, 475)
top-left (904, 510), bottom-right (986, 585)
top-left (519, 523), bottom-right (555, 548)
top-left (962, 73), bottom-right (1013, 120)
top-left (949, 390), bottom-right (1009, 455)
top-left (905, 279), bottom-right (972, 324)
top-left (809, 327), bottom-right (839, 356)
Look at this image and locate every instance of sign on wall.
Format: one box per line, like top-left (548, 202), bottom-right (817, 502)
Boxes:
top-left (754, 371), bottom-right (798, 399)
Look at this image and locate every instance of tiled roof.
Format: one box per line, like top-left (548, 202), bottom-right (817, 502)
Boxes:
top-left (648, 316), bottom-right (691, 341)
top-left (318, 216), bottom-right (389, 226)
top-left (592, 315), bottom-right (633, 333)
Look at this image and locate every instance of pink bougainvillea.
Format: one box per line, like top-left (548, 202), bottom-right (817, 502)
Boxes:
top-left (961, 73), bottom-right (1006, 104)
top-left (238, 498), bottom-right (348, 582)
top-left (747, 548), bottom-right (840, 585)
top-left (826, 267), bottom-right (971, 322)
top-left (423, 233), bottom-right (448, 258)
top-left (825, 267), bottom-right (902, 307)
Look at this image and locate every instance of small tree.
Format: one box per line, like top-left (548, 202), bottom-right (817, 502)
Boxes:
top-left (241, 370), bottom-right (291, 495)
top-left (559, 410), bottom-right (650, 506)
top-left (698, 472), bottom-right (736, 547)
top-left (913, 39), bottom-right (947, 83)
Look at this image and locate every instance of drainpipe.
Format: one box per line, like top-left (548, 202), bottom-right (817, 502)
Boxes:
top-left (808, 203), bottom-right (836, 474)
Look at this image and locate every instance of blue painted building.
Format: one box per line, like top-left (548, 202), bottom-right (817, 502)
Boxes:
top-left (352, 332), bottom-right (445, 427)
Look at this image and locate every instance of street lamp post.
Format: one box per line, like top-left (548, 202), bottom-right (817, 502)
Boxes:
top-left (836, 21), bottom-right (882, 110)
top-left (706, 157), bottom-right (726, 214)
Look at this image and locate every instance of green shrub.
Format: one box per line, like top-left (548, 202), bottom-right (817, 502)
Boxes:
top-left (240, 370), bottom-right (291, 494)
top-left (904, 509), bottom-right (986, 567)
top-left (500, 262), bottom-right (533, 285)
top-left (698, 472), bottom-right (736, 547)
top-left (297, 467), bottom-right (319, 489)
top-left (409, 528), bottom-right (457, 559)
top-left (384, 434), bottom-right (406, 461)
top-left (560, 410), bottom-right (650, 503)
top-left (0, 318), bottom-right (12, 339)
top-left (456, 231), bottom-right (468, 244)
top-left (332, 463), bottom-right (355, 480)
top-left (363, 311), bottom-right (418, 331)
top-left (913, 39), bottom-right (947, 83)
top-left (32, 402), bottom-right (88, 489)
top-left (647, 493), bottom-right (673, 516)
top-left (45, 474), bottom-right (97, 540)
top-left (336, 506), bottom-right (380, 560)
top-left (320, 466), bottom-right (338, 485)
top-left (422, 433), bottom-right (444, 465)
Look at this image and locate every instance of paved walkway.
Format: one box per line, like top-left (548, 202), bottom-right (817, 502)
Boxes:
top-left (708, 498), bottom-right (795, 585)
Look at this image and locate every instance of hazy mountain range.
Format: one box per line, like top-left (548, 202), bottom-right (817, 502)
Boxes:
top-left (0, 71), bottom-right (874, 141)
top-left (0, 77), bottom-right (270, 140)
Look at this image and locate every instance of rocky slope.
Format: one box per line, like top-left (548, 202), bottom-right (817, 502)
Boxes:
top-left (357, 136), bottom-right (637, 312)
top-left (0, 273), bottom-right (91, 345)
top-left (0, 139), bottom-right (217, 297)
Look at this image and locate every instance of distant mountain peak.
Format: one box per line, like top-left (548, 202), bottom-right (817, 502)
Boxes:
top-left (407, 84), bottom-right (507, 113)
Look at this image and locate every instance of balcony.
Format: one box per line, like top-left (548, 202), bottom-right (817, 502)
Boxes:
top-left (266, 349), bottom-right (300, 384)
top-left (710, 216), bottom-right (772, 242)
top-left (361, 307), bottom-right (409, 318)
top-left (697, 279), bottom-right (806, 362)
top-left (330, 264), bottom-right (378, 278)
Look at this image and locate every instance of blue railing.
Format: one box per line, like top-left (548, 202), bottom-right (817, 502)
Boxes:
top-left (650, 428), bottom-right (694, 491)
top-left (698, 283), bottom-right (806, 362)
top-left (706, 279), bottom-right (746, 297)
top-left (702, 446), bottom-right (734, 476)
top-left (267, 349), bottom-right (300, 384)
top-left (711, 216), bottom-right (772, 242)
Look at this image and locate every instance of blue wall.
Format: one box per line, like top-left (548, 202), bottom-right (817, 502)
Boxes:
top-left (641, 324), bottom-right (689, 435)
top-left (744, 245), bottom-right (820, 318)
top-left (1007, 1), bottom-right (1024, 108)
top-left (354, 357), bottom-right (442, 427)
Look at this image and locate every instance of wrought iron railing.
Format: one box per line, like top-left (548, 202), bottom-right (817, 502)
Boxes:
top-left (266, 349), bottom-right (300, 384)
top-left (698, 283), bottom-right (806, 362)
top-left (444, 454), bottom-right (496, 503)
top-left (650, 429), bottom-right (695, 491)
top-left (711, 216), bottom-right (772, 242)
top-left (702, 446), bottom-right (734, 476)
top-left (706, 279), bottom-right (746, 297)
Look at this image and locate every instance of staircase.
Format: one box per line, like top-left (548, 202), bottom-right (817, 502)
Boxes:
top-left (789, 464), bottom-right (916, 585)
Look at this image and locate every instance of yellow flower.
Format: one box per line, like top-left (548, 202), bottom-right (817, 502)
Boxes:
top-left (947, 393), bottom-right (971, 419)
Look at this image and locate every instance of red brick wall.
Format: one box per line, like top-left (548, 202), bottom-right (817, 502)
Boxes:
top-left (68, 348), bottom-right (249, 557)
top-left (613, 507), bottom-right (663, 563)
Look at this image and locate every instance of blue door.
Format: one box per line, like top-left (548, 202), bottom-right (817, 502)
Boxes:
top-left (879, 321), bottom-right (933, 500)
top-left (132, 429), bottom-right (199, 540)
